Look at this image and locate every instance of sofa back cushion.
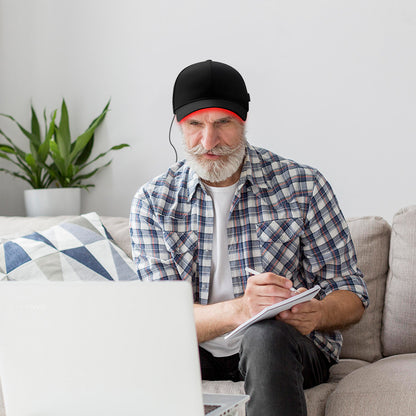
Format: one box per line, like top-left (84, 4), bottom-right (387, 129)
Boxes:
top-left (0, 215), bottom-right (76, 240)
top-left (101, 217), bottom-right (132, 258)
top-left (340, 216), bottom-right (391, 362)
top-left (382, 205), bottom-right (416, 356)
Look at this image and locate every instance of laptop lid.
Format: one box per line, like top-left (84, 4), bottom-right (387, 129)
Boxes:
top-left (0, 281), bottom-right (215, 416)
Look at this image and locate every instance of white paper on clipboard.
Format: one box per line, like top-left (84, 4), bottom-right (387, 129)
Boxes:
top-left (224, 285), bottom-right (321, 341)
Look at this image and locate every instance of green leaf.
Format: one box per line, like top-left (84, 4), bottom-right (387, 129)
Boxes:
top-left (72, 162), bottom-right (111, 183)
top-left (54, 128), bottom-right (69, 162)
top-left (25, 153), bottom-right (37, 170)
top-left (67, 164), bottom-right (73, 179)
top-left (30, 105), bottom-right (41, 145)
top-left (0, 128), bottom-right (31, 167)
top-left (49, 139), bottom-right (67, 175)
top-left (38, 109), bottom-right (57, 162)
top-left (43, 109), bottom-right (48, 139)
top-left (58, 99), bottom-right (71, 144)
top-left (29, 142), bottom-right (41, 169)
top-left (76, 143), bottom-right (129, 172)
top-left (49, 139), bottom-right (59, 155)
top-left (0, 113), bottom-right (38, 144)
top-left (0, 168), bottom-right (33, 186)
top-left (69, 104), bottom-right (109, 162)
top-left (74, 135), bottom-right (94, 166)
top-left (40, 170), bottom-right (54, 188)
top-left (86, 99), bottom-right (111, 129)
top-left (42, 163), bottom-right (58, 181)
top-left (0, 152), bottom-right (13, 161)
top-left (110, 143), bottom-right (129, 150)
top-left (46, 110), bottom-right (57, 142)
top-left (53, 100), bottom-right (71, 164)
top-left (0, 148), bottom-right (31, 174)
top-left (0, 144), bottom-right (15, 154)
top-left (38, 138), bottom-right (50, 163)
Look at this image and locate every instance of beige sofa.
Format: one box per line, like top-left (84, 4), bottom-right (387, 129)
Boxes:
top-left (0, 205), bottom-right (415, 416)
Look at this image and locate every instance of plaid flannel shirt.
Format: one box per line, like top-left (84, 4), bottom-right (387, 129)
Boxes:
top-left (130, 143), bottom-right (369, 362)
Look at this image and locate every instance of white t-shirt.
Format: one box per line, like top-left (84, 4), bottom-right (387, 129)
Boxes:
top-left (199, 183), bottom-right (242, 357)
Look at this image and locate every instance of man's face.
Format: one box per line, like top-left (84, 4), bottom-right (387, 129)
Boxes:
top-left (180, 108), bottom-right (246, 187)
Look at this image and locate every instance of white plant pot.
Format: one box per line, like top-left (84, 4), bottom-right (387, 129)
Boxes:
top-left (24, 188), bottom-right (81, 217)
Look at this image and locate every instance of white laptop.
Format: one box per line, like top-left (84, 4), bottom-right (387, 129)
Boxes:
top-left (0, 281), bottom-right (248, 416)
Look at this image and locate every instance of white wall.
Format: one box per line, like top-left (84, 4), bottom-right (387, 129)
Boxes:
top-left (0, 0), bottom-right (415, 222)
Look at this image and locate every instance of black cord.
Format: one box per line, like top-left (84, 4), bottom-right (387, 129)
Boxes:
top-left (168, 114), bottom-right (178, 163)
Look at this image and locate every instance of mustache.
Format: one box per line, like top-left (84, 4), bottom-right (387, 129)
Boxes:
top-left (186, 143), bottom-right (243, 157)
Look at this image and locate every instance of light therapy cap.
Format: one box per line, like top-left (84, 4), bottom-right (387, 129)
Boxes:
top-left (172, 60), bottom-right (250, 122)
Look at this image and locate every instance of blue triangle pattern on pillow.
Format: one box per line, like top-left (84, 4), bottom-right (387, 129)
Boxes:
top-left (110, 244), bottom-right (137, 281)
top-left (60, 223), bottom-right (105, 245)
top-left (62, 246), bottom-right (114, 281)
top-left (103, 225), bottom-right (113, 241)
top-left (4, 241), bottom-right (32, 273)
top-left (23, 232), bottom-right (56, 249)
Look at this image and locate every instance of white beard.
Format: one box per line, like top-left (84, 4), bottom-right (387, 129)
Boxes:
top-left (184, 138), bottom-right (247, 184)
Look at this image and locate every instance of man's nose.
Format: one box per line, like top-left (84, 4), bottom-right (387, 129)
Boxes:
top-left (201, 124), bottom-right (219, 150)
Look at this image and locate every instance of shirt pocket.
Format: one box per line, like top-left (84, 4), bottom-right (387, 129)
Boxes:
top-left (162, 218), bottom-right (198, 280)
top-left (256, 218), bottom-right (303, 277)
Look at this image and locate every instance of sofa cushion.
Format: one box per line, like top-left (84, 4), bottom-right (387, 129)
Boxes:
top-left (202, 380), bottom-right (337, 416)
top-left (382, 205), bottom-right (416, 356)
top-left (201, 380), bottom-right (338, 416)
top-left (101, 217), bottom-right (132, 258)
top-left (325, 354), bottom-right (416, 416)
top-left (328, 358), bottom-right (369, 383)
top-left (0, 213), bottom-right (137, 282)
top-left (340, 217), bottom-right (390, 362)
top-left (201, 359), bottom-right (368, 416)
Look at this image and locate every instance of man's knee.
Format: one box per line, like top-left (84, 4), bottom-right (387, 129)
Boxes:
top-left (239, 319), bottom-right (304, 379)
top-left (241, 319), bottom-right (300, 355)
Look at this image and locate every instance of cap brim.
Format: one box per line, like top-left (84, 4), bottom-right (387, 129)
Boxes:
top-left (175, 99), bottom-right (247, 122)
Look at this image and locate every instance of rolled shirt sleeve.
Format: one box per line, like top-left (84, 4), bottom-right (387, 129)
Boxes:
top-left (301, 170), bottom-right (369, 308)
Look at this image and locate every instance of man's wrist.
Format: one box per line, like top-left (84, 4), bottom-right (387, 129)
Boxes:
top-left (315, 299), bottom-right (327, 332)
top-left (230, 296), bottom-right (250, 327)
top-left (194, 297), bottom-right (247, 343)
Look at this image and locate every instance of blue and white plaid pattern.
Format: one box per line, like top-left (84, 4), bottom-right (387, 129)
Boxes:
top-left (130, 144), bottom-right (369, 362)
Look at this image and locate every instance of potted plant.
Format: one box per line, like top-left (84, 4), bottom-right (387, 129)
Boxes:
top-left (0, 99), bottom-right (129, 216)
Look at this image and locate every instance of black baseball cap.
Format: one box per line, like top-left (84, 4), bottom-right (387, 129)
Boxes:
top-left (173, 60), bottom-right (250, 122)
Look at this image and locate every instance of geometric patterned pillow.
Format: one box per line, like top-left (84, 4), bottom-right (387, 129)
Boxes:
top-left (0, 212), bottom-right (138, 282)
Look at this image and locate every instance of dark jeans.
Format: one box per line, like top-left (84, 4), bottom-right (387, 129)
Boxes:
top-left (199, 320), bottom-right (333, 416)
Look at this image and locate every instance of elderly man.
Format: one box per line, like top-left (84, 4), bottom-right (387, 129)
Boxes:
top-left (130, 60), bottom-right (368, 416)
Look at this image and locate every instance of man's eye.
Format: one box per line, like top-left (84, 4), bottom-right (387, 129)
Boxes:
top-left (189, 121), bottom-right (201, 126)
top-left (217, 119), bottom-right (231, 125)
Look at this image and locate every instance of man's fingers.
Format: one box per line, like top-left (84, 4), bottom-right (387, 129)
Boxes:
top-left (256, 284), bottom-right (293, 299)
top-left (252, 272), bottom-right (293, 289)
top-left (243, 272), bottom-right (300, 317)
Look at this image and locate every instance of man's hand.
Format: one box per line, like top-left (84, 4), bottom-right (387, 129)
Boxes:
top-left (278, 289), bottom-right (323, 335)
top-left (194, 272), bottom-right (296, 343)
top-left (241, 272), bottom-right (295, 320)
top-left (278, 289), bottom-right (365, 336)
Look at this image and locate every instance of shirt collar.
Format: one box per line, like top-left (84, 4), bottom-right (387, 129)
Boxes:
top-left (186, 167), bottom-right (202, 202)
top-left (238, 143), bottom-right (270, 194)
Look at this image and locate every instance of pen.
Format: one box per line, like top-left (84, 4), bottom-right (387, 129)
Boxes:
top-left (245, 267), bottom-right (299, 293)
